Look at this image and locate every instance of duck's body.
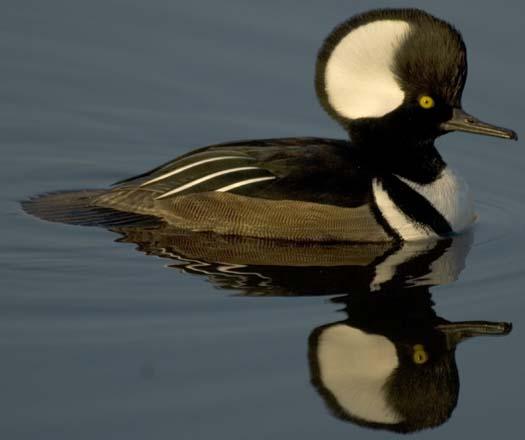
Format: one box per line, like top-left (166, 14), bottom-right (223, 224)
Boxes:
top-left (22, 8), bottom-right (516, 242)
top-left (91, 137), bottom-right (472, 241)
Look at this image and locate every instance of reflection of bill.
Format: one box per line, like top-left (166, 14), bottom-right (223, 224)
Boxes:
top-left (308, 292), bottom-right (510, 433)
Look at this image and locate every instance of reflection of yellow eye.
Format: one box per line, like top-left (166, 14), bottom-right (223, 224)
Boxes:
top-left (419, 95), bottom-right (435, 109)
top-left (412, 344), bottom-right (429, 364)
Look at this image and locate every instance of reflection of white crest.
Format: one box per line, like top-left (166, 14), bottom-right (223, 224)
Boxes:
top-left (316, 325), bottom-right (402, 424)
top-left (324, 20), bottom-right (410, 119)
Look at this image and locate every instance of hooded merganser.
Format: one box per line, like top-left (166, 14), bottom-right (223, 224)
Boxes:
top-left (23, 8), bottom-right (517, 242)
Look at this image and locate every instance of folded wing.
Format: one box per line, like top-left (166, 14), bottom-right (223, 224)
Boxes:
top-left (91, 138), bottom-right (390, 241)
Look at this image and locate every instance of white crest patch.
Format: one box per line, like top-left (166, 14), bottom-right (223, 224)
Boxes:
top-left (396, 168), bottom-right (475, 234)
top-left (317, 325), bottom-right (402, 424)
top-left (324, 20), bottom-right (410, 119)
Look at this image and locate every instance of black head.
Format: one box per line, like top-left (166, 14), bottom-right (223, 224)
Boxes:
top-left (316, 9), bottom-right (517, 147)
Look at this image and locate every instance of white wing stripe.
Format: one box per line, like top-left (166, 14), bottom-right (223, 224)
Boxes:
top-left (140, 156), bottom-right (250, 187)
top-left (215, 176), bottom-right (276, 192)
top-left (155, 166), bottom-right (261, 199)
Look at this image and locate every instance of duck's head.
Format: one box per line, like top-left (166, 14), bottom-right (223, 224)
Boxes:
top-left (316, 9), bottom-right (517, 146)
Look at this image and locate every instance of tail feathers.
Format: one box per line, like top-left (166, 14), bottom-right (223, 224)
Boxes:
top-left (21, 190), bottom-right (161, 228)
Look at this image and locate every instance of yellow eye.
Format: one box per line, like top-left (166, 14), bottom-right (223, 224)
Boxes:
top-left (418, 95), bottom-right (435, 109)
top-left (412, 344), bottom-right (429, 364)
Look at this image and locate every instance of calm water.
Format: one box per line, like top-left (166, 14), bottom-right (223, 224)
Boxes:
top-left (2, 1), bottom-right (525, 438)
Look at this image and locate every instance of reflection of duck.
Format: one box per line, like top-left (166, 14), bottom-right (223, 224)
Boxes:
top-left (105, 225), bottom-right (509, 433)
top-left (112, 224), bottom-right (472, 295)
top-left (309, 291), bottom-right (511, 433)
top-left (21, 195), bottom-right (511, 432)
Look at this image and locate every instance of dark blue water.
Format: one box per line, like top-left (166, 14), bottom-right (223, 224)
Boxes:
top-left (2, 1), bottom-right (525, 438)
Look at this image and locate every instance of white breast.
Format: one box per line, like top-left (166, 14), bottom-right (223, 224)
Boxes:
top-left (373, 167), bottom-right (475, 241)
top-left (397, 168), bottom-right (475, 232)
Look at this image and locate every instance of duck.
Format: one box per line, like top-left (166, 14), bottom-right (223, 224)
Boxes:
top-left (23, 8), bottom-right (517, 242)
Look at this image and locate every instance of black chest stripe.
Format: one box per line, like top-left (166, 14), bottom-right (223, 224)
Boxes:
top-left (380, 175), bottom-right (453, 236)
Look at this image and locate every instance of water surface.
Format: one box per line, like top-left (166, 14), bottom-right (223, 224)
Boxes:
top-left (2, 1), bottom-right (525, 439)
